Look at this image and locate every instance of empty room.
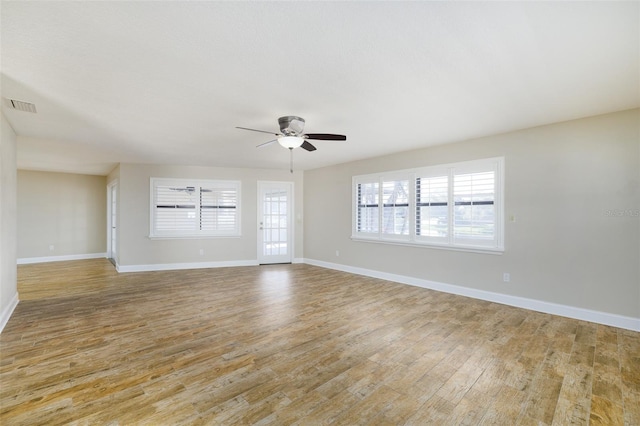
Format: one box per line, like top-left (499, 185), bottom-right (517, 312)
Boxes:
top-left (1, 1), bottom-right (638, 425)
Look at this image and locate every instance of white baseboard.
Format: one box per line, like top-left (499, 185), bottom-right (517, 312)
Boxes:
top-left (0, 293), bottom-right (19, 334)
top-left (17, 252), bottom-right (107, 265)
top-left (303, 258), bottom-right (640, 332)
top-left (117, 259), bottom-right (259, 273)
top-left (11, 253), bottom-right (638, 332)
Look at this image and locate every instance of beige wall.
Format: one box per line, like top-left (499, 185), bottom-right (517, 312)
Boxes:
top-left (117, 163), bottom-right (303, 267)
top-left (17, 171), bottom-right (107, 259)
top-left (304, 109), bottom-right (640, 319)
top-left (1, 111), bottom-right (18, 331)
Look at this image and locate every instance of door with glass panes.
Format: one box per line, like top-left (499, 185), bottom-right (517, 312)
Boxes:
top-left (257, 182), bottom-right (293, 264)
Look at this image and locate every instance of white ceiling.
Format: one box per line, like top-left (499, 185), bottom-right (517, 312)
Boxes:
top-left (1, 1), bottom-right (638, 176)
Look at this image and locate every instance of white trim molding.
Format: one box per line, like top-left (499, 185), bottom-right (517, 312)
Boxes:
top-left (303, 258), bottom-right (640, 332)
top-left (117, 259), bottom-right (259, 273)
top-left (0, 293), bottom-right (19, 334)
top-left (17, 252), bottom-right (107, 265)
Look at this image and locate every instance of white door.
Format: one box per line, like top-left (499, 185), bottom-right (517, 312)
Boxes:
top-left (258, 181), bottom-right (293, 264)
top-left (107, 182), bottom-right (118, 264)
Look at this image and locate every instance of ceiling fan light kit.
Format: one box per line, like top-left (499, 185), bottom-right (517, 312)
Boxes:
top-left (236, 116), bottom-right (347, 172)
top-left (277, 136), bottom-right (304, 149)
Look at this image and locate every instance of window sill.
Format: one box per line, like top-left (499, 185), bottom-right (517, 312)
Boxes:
top-left (148, 235), bottom-right (242, 240)
top-left (350, 236), bottom-right (504, 255)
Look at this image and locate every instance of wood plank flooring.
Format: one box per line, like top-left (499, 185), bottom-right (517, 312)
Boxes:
top-left (1, 259), bottom-right (639, 425)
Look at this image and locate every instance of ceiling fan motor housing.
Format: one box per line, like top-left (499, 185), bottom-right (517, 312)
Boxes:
top-left (278, 116), bottom-right (305, 136)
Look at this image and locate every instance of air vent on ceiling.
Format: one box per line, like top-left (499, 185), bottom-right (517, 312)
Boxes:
top-left (9, 99), bottom-right (37, 113)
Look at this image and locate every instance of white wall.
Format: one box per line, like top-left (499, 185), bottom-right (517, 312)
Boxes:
top-left (0, 111), bottom-right (19, 332)
top-left (117, 163), bottom-right (303, 270)
top-left (17, 170), bottom-right (107, 261)
top-left (304, 109), bottom-right (640, 325)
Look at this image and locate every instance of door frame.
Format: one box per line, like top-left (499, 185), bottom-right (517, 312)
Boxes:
top-left (106, 180), bottom-right (118, 265)
top-left (257, 181), bottom-right (294, 264)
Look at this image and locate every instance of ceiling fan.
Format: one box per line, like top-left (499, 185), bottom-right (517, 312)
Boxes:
top-left (236, 116), bottom-right (346, 172)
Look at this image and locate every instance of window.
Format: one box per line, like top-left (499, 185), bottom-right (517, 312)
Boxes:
top-left (356, 181), bottom-right (379, 235)
top-left (416, 173), bottom-right (449, 243)
top-left (150, 178), bottom-right (240, 238)
top-left (382, 178), bottom-right (410, 238)
top-left (352, 157), bottom-right (504, 252)
top-left (453, 170), bottom-right (495, 245)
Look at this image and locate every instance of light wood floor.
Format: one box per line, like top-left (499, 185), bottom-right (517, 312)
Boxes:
top-left (1, 259), bottom-right (639, 425)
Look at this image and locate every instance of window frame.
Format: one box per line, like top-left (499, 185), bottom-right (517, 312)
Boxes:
top-left (149, 177), bottom-right (241, 239)
top-left (352, 157), bottom-right (504, 253)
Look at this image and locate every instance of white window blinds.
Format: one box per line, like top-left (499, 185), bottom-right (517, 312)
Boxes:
top-left (154, 185), bottom-right (198, 232)
top-left (353, 157), bottom-right (504, 252)
top-left (453, 171), bottom-right (495, 244)
top-left (200, 185), bottom-right (238, 233)
top-left (356, 181), bottom-right (379, 234)
top-left (151, 178), bottom-right (240, 238)
top-left (416, 175), bottom-right (448, 241)
top-left (381, 178), bottom-right (409, 238)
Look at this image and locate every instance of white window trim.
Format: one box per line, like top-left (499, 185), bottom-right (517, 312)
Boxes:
top-left (352, 157), bottom-right (504, 254)
top-left (149, 177), bottom-right (241, 239)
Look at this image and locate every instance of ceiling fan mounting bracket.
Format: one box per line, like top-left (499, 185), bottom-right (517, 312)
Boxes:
top-left (278, 116), bottom-right (305, 136)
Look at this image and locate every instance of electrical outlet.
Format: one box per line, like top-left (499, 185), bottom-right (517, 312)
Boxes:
top-left (199, 249), bottom-right (204, 256)
top-left (49, 245), bottom-right (55, 251)
top-left (503, 272), bottom-right (511, 282)
top-left (335, 250), bottom-right (340, 257)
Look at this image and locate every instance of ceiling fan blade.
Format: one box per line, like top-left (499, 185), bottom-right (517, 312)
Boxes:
top-left (304, 133), bottom-right (347, 141)
top-left (301, 141), bottom-right (317, 151)
top-left (257, 140), bottom-right (277, 148)
top-left (236, 126), bottom-right (280, 136)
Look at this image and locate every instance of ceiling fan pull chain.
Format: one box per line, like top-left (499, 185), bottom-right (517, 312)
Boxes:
top-left (289, 148), bottom-right (294, 174)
